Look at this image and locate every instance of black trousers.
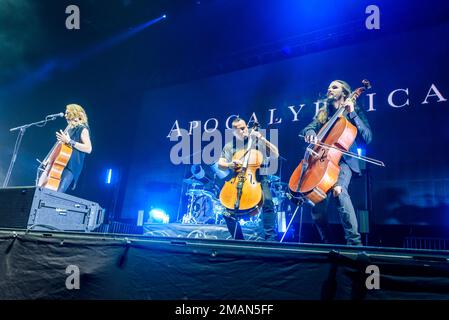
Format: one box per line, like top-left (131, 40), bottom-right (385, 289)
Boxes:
top-left (223, 179), bottom-right (277, 241)
top-left (311, 162), bottom-right (362, 246)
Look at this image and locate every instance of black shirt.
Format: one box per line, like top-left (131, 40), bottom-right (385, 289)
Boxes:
top-left (66, 124), bottom-right (89, 187)
top-left (302, 105), bottom-right (372, 174)
top-left (220, 137), bottom-right (270, 182)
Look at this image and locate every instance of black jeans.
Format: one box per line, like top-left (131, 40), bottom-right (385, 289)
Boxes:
top-left (311, 162), bottom-right (362, 246)
top-left (57, 169), bottom-right (74, 193)
top-left (223, 179), bottom-right (277, 241)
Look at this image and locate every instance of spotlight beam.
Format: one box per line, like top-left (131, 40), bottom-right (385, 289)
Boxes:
top-left (69, 14), bottom-right (167, 67)
top-left (2, 14), bottom-right (167, 94)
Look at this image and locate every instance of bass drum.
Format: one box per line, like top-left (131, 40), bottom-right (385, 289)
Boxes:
top-left (192, 195), bottom-right (224, 224)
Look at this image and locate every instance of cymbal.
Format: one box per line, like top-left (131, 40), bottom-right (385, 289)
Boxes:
top-left (266, 175), bottom-right (280, 182)
top-left (273, 190), bottom-right (287, 198)
top-left (186, 189), bottom-right (215, 198)
top-left (271, 182), bottom-right (288, 190)
top-left (183, 178), bottom-right (203, 186)
top-left (272, 181), bottom-right (287, 186)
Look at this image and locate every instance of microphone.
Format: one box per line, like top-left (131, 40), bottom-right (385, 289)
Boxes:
top-left (45, 112), bottom-right (64, 118)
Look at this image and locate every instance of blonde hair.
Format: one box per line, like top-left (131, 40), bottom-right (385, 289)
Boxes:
top-left (66, 104), bottom-right (88, 126)
top-left (316, 80), bottom-right (352, 124)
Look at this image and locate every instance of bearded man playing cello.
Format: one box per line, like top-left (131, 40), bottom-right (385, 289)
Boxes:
top-left (302, 80), bottom-right (372, 246)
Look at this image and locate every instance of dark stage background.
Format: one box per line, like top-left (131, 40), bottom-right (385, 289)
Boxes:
top-left (0, 1), bottom-right (449, 246)
top-left (123, 22), bottom-right (449, 229)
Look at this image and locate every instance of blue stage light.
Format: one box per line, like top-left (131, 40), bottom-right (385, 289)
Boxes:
top-left (277, 212), bottom-right (287, 233)
top-left (162, 14), bottom-right (167, 19)
top-left (106, 169), bottom-right (112, 184)
top-left (357, 148), bottom-right (365, 157)
top-left (149, 208), bottom-right (169, 224)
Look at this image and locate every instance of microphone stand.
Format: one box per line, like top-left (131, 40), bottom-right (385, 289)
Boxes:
top-left (2, 115), bottom-right (60, 188)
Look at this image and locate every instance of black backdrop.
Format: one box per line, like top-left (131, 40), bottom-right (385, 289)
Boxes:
top-left (122, 22), bottom-right (449, 228)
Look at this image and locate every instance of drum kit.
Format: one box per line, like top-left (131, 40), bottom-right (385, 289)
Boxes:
top-left (181, 170), bottom-right (290, 225)
top-left (267, 175), bottom-right (290, 213)
top-left (181, 177), bottom-right (225, 224)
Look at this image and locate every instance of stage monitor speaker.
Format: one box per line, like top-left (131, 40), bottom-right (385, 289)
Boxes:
top-left (0, 186), bottom-right (104, 232)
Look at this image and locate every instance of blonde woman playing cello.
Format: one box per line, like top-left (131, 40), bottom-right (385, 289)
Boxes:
top-left (38, 104), bottom-right (92, 193)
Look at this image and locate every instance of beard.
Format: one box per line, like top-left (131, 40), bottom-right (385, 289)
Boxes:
top-left (327, 92), bottom-right (346, 106)
top-left (327, 92), bottom-right (338, 101)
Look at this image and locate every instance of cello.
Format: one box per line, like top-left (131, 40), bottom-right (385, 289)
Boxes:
top-left (288, 79), bottom-right (384, 205)
top-left (219, 123), bottom-right (264, 216)
top-left (37, 126), bottom-right (73, 191)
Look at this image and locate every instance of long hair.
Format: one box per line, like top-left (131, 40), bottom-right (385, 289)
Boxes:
top-left (316, 80), bottom-right (352, 124)
top-left (66, 104), bottom-right (89, 127)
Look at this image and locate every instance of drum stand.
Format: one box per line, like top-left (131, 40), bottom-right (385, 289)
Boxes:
top-left (213, 207), bottom-right (220, 224)
top-left (182, 192), bottom-right (198, 224)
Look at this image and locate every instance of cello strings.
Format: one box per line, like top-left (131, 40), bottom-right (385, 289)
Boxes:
top-left (299, 135), bottom-right (385, 167)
